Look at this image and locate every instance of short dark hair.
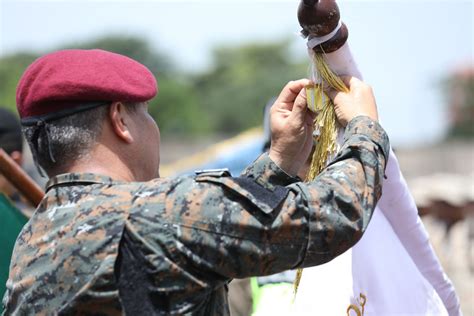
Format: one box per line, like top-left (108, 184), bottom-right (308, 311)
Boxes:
top-left (23, 105), bottom-right (108, 175)
top-left (0, 108), bottom-right (23, 155)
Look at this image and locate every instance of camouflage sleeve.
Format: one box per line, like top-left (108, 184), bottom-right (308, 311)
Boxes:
top-left (296, 115), bottom-right (389, 267)
top-left (163, 115), bottom-right (389, 279)
top-left (240, 151), bottom-right (301, 188)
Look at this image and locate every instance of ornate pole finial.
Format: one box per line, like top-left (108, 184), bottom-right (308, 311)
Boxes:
top-left (298, 0), bottom-right (348, 53)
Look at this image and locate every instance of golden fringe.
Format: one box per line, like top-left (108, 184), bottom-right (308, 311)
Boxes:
top-left (293, 52), bottom-right (350, 298)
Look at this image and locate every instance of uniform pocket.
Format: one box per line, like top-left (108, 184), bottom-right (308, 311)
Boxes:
top-left (195, 175), bottom-right (289, 215)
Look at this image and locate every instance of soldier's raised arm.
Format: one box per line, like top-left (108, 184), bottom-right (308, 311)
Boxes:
top-left (138, 78), bottom-right (388, 279)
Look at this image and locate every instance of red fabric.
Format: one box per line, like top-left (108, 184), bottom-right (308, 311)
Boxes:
top-left (17, 49), bottom-right (158, 118)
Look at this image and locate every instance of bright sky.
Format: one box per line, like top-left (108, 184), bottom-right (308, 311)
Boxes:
top-left (1, 0), bottom-right (472, 147)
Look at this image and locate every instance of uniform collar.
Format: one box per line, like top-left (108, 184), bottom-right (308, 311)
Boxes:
top-left (46, 173), bottom-right (122, 192)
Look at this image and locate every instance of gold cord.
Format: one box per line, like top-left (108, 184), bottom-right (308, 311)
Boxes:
top-left (293, 52), bottom-right (350, 298)
top-left (346, 293), bottom-right (367, 315)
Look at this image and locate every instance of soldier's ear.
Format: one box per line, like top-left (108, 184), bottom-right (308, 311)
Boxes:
top-left (109, 102), bottom-right (134, 144)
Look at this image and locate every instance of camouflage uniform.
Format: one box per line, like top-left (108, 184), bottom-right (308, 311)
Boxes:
top-left (3, 116), bottom-right (389, 315)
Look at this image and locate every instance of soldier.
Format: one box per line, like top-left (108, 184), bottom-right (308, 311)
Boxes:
top-left (3, 49), bottom-right (388, 315)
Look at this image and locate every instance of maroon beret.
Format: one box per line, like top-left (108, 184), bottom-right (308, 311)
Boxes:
top-left (17, 49), bottom-right (158, 120)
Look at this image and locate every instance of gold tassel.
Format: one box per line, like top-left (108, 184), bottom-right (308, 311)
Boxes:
top-left (293, 52), bottom-right (350, 298)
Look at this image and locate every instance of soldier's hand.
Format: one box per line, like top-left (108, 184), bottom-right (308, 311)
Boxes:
top-left (269, 79), bottom-right (316, 177)
top-left (326, 76), bottom-right (379, 126)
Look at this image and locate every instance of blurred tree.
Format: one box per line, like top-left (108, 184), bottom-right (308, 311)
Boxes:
top-left (193, 39), bottom-right (307, 133)
top-left (0, 53), bottom-right (37, 113)
top-left (444, 67), bottom-right (474, 139)
top-left (150, 79), bottom-right (209, 136)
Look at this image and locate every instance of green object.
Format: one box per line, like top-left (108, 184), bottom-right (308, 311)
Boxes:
top-left (0, 193), bottom-right (28, 307)
top-left (251, 277), bottom-right (295, 315)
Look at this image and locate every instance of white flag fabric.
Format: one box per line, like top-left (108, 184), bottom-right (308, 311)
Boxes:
top-left (290, 42), bottom-right (461, 315)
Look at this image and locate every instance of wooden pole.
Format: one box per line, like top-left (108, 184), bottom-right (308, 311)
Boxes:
top-left (0, 148), bottom-right (44, 207)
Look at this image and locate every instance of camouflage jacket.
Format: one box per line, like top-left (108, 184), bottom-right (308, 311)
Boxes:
top-left (3, 116), bottom-right (389, 315)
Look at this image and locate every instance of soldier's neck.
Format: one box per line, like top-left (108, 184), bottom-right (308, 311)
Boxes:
top-left (66, 144), bottom-right (138, 182)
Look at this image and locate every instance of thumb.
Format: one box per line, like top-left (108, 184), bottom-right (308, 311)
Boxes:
top-left (289, 86), bottom-right (308, 124)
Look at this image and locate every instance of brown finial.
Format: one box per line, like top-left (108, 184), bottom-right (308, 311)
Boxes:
top-left (298, 0), bottom-right (348, 53)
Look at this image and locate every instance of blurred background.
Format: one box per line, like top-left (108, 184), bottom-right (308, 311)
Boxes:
top-left (0, 0), bottom-right (473, 314)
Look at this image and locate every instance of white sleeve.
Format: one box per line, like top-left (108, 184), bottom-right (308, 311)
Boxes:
top-left (377, 149), bottom-right (462, 316)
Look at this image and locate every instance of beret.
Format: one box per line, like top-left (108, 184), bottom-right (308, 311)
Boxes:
top-left (17, 49), bottom-right (158, 120)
